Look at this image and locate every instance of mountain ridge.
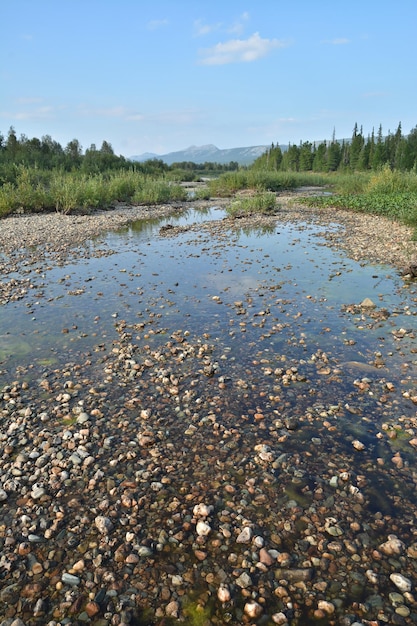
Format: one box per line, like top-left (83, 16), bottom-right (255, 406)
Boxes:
top-left (130, 143), bottom-right (275, 166)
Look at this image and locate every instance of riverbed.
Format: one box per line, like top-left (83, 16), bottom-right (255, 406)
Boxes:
top-left (0, 195), bottom-right (416, 625)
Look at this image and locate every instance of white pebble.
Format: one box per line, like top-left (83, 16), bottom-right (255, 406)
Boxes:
top-left (390, 573), bottom-right (412, 593)
top-left (193, 503), bottom-right (213, 518)
top-left (217, 585), bottom-right (231, 603)
top-left (94, 515), bottom-right (113, 534)
top-left (379, 536), bottom-right (405, 556)
top-left (196, 521), bottom-right (211, 537)
top-left (236, 526), bottom-right (252, 543)
top-left (244, 600), bottom-right (263, 619)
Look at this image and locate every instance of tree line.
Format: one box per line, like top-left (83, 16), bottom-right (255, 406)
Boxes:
top-left (253, 123), bottom-right (417, 173)
top-left (0, 127), bottom-right (239, 184)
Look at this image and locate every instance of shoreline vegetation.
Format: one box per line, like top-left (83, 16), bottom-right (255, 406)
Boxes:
top-left (0, 124), bottom-right (416, 247)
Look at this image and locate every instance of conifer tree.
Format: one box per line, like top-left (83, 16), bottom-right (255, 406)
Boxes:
top-left (372, 124), bottom-right (387, 169)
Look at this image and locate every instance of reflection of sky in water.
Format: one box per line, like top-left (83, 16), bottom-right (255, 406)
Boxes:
top-left (0, 207), bottom-right (415, 379)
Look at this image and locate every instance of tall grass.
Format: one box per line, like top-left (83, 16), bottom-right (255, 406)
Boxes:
top-left (208, 170), bottom-right (330, 197)
top-left (133, 179), bottom-right (187, 204)
top-left (0, 167), bottom-right (188, 217)
top-left (226, 192), bottom-right (278, 217)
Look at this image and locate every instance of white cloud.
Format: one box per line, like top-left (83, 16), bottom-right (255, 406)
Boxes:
top-left (147, 109), bottom-right (203, 125)
top-left (15, 97), bottom-right (44, 105)
top-left (199, 32), bottom-right (287, 66)
top-left (322, 38), bottom-right (350, 45)
top-left (81, 106), bottom-right (201, 126)
top-left (147, 19), bottom-right (169, 31)
top-left (228, 11), bottom-right (250, 35)
top-left (362, 91), bottom-right (388, 99)
top-left (77, 105), bottom-right (131, 118)
top-left (193, 19), bottom-right (222, 37)
top-left (126, 113), bottom-right (146, 121)
top-left (0, 103), bottom-right (56, 121)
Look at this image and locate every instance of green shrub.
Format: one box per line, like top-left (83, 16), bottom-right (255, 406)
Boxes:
top-left (49, 172), bottom-right (82, 213)
top-left (366, 165), bottom-right (417, 194)
top-left (209, 170), bottom-right (331, 197)
top-left (301, 190), bottom-right (417, 227)
top-left (133, 178), bottom-right (187, 204)
top-left (226, 191), bottom-right (278, 217)
top-left (193, 186), bottom-right (211, 200)
top-left (0, 183), bottom-right (19, 217)
top-left (106, 170), bottom-right (141, 202)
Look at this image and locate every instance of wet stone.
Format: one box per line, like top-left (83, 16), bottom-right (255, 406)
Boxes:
top-left (61, 573), bottom-right (81, 586)
top-left (236, 526), bottom-right (252, 543)
top-left (236, 572), bottom-right (252, 589)
top-left (390, 573), bottom-right (412, 593)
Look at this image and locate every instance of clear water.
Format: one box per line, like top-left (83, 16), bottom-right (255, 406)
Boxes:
top-left (1, 207), bottom-right (416, 476)
top-left (1, 205), bottom-right (417, 622)
top-left (1, 207), bottom-right (414, 376)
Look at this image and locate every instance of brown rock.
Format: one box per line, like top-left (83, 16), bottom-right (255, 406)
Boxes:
top-left (20, 583), bottom-right (42, 599)
top-left (259, 547), bottom-right (275, 566)
top-left (276, 568), bottom-right (314, 582)
top-left (85, 601), bottom-right (100, 618)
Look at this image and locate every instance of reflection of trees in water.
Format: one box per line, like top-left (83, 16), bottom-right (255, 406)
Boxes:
top-left (233, 223), bottom-right (276, 238)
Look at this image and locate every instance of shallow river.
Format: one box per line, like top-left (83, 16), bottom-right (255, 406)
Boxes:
top-left (0, 206), bottom-right (417, 625)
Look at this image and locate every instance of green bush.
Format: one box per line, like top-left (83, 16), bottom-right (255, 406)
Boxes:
top-left (106, 170), bottom-right (141, 202)
top-left (132, 179), bottom-right (187, 204)
top-left (209, 170), bottom-right (331, 197)
top-left (226, 191), bottom-right (278, 217)
top-left (0, 183), bottom-right (19, 217)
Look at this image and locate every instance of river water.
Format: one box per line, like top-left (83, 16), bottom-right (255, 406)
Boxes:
top-left (1, 205), bottom-right (417, 623)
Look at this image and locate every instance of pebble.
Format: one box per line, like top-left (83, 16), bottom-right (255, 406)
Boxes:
top-left (94, 515), bottom-right (113, 534)
top-left (379, 536), bottom-right (405, 556)
top-left (236, 526), bottom-right (252, 543)
top-left (236, 572), bottom-right (252, 589)
top-left (61, 573), bottom-right (81, 586)
top-left (30, 485), bottom-right (46, 499)
top-left (196, 520), bottom-right (211, 537)
top-left (244, 600), bottom-right (263, 618)
top-left (217, 585), bottom-right (231, 603)
top-left (390, 573), bottom-right (412, 593)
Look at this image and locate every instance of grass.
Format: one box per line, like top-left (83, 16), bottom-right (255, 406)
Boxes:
top-left (132, 178), bottom-right (187, 204)
top-left (226, 191), bottom-right (278, 217)
top-left (208, 170), bottom-right (330, 197)
top-left (300, 166), bottom-right (417, 234)
top-left (0, 167), bottom-right (188, 217)
top-left (1, 164), bottom-right (416, 238)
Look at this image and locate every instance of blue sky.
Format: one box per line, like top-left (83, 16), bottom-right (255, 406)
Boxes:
top-left (2, 0), bottom-right (417, 157)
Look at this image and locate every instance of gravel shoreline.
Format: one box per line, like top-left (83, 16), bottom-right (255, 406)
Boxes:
top-left (0, 192), bottom-right (416, 271)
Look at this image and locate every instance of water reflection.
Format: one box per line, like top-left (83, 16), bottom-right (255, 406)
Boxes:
top-left (0, 206), bottom-right (415, 393)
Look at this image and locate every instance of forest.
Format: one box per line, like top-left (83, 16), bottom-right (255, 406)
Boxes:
top-left (252, 123), bottom-right (417, 173)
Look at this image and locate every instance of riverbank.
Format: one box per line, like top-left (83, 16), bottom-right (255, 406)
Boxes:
top-left (0, 191), bottom-right (416, 272)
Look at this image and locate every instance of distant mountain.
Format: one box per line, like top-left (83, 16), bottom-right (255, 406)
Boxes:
top-left (130, 144), bottom-right (273, 166)
top-left (133, 151), bottom-right (159, 161)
